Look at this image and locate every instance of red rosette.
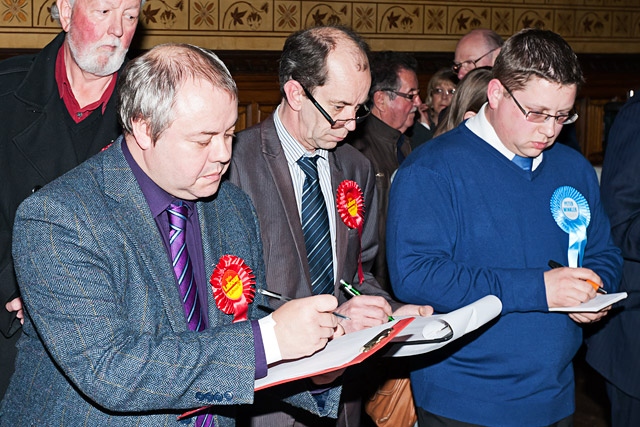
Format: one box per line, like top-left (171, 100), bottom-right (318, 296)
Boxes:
top-left (336, 180), bottom-right (365, 284)
top-left (209, 255), bottom-right (256, 323)
top-left (336, 180), bottom-right (365, 230)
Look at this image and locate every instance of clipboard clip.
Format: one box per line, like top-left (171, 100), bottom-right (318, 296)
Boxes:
top-left (360, 327), bottom-right (393, 353)
top-left (409, 319), bottom-right (454, 345)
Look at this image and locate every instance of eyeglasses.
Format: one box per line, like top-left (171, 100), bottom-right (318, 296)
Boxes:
top-left (503, 85), bottom-right (578, 125)
top-left (300, 84), bottom-right (370, 129)
top-left (452, 47), bottom-right (500, 73)
top-left (432, 88), bottom-right (456, 97)
top-left (379, 88), bottom-right (421, 101)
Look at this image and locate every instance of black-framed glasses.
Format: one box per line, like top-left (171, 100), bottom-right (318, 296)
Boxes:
top-left (452, 47), bottom-right (500, 73)
top-left (379, 88), bottom-right (421, 101)
top-left (300, 84), bottom-right (370, 129)
top-left (432, 87), bottom-right (456, 97)
top-left (503, 85), bottom-right (578, 125)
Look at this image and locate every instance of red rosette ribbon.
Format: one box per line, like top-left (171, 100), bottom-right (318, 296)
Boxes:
top-left (336, 180), bottom-right (365, 284)
top-left (209, 255), bottom-right (256, 323)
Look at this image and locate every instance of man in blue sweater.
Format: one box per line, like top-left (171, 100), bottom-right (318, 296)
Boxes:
top-left (387, 28), bottom-right (623, 427)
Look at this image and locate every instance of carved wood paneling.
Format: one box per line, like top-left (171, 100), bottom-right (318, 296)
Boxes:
top-left (1, 1), bottom-right (640, 53)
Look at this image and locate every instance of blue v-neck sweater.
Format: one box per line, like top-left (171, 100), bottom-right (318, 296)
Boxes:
top-left (387, 123), bottom-right (622, 426)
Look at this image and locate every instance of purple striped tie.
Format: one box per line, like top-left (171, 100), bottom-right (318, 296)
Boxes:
top-left (168, 203), bottom-right (213, 427)
top-left (167, 206), bottom-right (214, 427)
top-left (168, 202), bottom-right (204, 331)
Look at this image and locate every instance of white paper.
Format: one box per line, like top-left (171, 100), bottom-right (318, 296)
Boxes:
top-left (549, 292), bottom-right (627, 312)
top-left (384, 295), bottom-right (503, 357)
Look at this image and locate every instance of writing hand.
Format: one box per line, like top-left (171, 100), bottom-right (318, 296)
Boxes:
top-left (272, 295), bottom-right (339, 360)
top-left (334, 295), bottom-right (392, 334)
top-left (544, 267), bottom-right (600, 308)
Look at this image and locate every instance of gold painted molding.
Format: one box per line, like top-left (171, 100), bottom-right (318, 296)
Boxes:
top-left (1, 0), bottom-right (639, 53)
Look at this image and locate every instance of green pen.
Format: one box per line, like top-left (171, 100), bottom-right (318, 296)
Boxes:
top-left (339, 279), bottom-right (394, 321)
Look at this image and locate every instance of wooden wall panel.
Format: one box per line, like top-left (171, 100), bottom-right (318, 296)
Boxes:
top-left (1, 0), bottom-right (640, 53)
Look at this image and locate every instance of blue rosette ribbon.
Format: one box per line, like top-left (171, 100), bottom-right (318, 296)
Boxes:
top-left (550, 186), bottom-right (591, 267)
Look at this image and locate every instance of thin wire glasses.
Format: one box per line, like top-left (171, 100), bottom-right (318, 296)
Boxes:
top-left (300, 84), bottom-right (370, 129)
top-left (452, 47), bottom-right (500, 74)
top-left (379, 88), bottom-right (421, 101)
top-left (432, 88), bottom-right (456, 97)
top-left (503, 85), bottom-right (578, 125)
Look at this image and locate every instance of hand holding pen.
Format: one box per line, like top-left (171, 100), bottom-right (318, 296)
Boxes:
top-left (544, 259), bottom-right (606, 309)
top-left (548, 260), bottom-right (607, 294)
top-left (257, 291), bottom-right (345, 360)
top-left (340, 280), bottom-right (394, 322)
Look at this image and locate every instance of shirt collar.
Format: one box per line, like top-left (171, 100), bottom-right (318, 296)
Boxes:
top-left (121, 138), bottom-right (194, 218)
top-left (55, 45), bottom-right (117, 123)
top-left (465, 103), bottom-right (543, 169)
top-left (274, 105), bottom-right (329, 165)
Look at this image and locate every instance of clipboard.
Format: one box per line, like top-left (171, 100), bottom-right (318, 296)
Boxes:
top-left (178, 317), bottom-right (413, 420)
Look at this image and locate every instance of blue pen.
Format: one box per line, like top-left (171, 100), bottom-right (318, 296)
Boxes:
top-left (339, 279), bottom-right (394, 321)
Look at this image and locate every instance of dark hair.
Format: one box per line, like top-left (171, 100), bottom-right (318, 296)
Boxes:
top-left (368, 51), bottom-right (418, 102)
top-left (278, 25), bottom-right (370, 98)
top-left (435, 67), bottom-right (492, 137)
top-left (492, 28), bottom-right (584, 91)
top-left (118, 43), bottom-right (236, 142)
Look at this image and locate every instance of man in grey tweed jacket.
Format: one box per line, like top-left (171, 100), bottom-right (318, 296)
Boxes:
top-left (0, 43), bottom-right (342, 426)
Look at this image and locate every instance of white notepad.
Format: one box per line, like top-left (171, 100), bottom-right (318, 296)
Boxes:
top-left (549, 292), bottom-right (628, 312)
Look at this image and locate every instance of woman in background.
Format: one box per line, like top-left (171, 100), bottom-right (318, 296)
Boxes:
top-left (407, 68), bottom-right (457, 148)
top-left (434, 67), bottom-right (492, 137)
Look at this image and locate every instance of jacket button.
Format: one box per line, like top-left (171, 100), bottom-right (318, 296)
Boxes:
top-left (224, 391), bottom-right (233, 401)
top-left (31, 185), bottom-right (42, 193)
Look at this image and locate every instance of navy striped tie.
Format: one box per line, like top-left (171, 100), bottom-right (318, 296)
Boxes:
top-left (168, 202), bottom-right (204, 331)
top-left (297, 156), bottom-right (334, 295)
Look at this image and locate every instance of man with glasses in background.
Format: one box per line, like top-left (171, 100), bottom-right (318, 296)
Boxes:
top-left (453, 28), bottom-right (503, 80)
top-left (229, 26), bottom-right (431, 427)
top-left (346, 51), bottom-right (420, 290)
top-left (387, 28), bottom-right (622, 427)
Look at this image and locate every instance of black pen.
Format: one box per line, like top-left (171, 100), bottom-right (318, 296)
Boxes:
top-left (547, 260), bottom-right (607, 294)
top-left (339, 279), bottom-right (394, 321)
top-left (257, 288), bottom-right (351, 320)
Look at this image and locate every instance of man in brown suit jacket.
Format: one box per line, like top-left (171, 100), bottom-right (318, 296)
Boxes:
top-left (229, 25), bottom-right (431, 427)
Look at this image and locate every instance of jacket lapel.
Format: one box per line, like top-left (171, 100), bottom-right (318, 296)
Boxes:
top-left (101, 139), bottom-right (190, 333)
top-left (260, 118), bottom-right (313, 287)
top-left (329, 151), bottom-right (348, 291)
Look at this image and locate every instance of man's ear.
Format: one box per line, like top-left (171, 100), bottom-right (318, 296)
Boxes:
top-left (283, 80), bottom-right (304, 112)
top-left (463, 111), bottom-right (477, 120)
top-left (58, 0), bottom-right (73, 32)
top-left (486, 78), bottom-right (504, 109)
top-left (372, 90), bottom-right (386, 112)
top-left (130, 119), bottom-right (153, 150)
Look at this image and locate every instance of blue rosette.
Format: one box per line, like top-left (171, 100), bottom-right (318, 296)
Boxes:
top-left (550, 186), bottom-right (591, 267)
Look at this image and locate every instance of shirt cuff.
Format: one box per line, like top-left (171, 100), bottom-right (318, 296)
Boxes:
top-left (251, 320), bottom-right (267, 379)
top-left (257, 314), bottom-right (282, 365)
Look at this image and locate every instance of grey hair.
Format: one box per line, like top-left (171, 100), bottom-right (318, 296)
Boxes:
top-left (117, 43), bottom-right (237, 142)
top-left (51, 0), bottom-right (146, 21)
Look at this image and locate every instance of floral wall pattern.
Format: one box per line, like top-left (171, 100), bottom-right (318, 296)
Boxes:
top-left (1, 0), bottom-right (639, 52)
